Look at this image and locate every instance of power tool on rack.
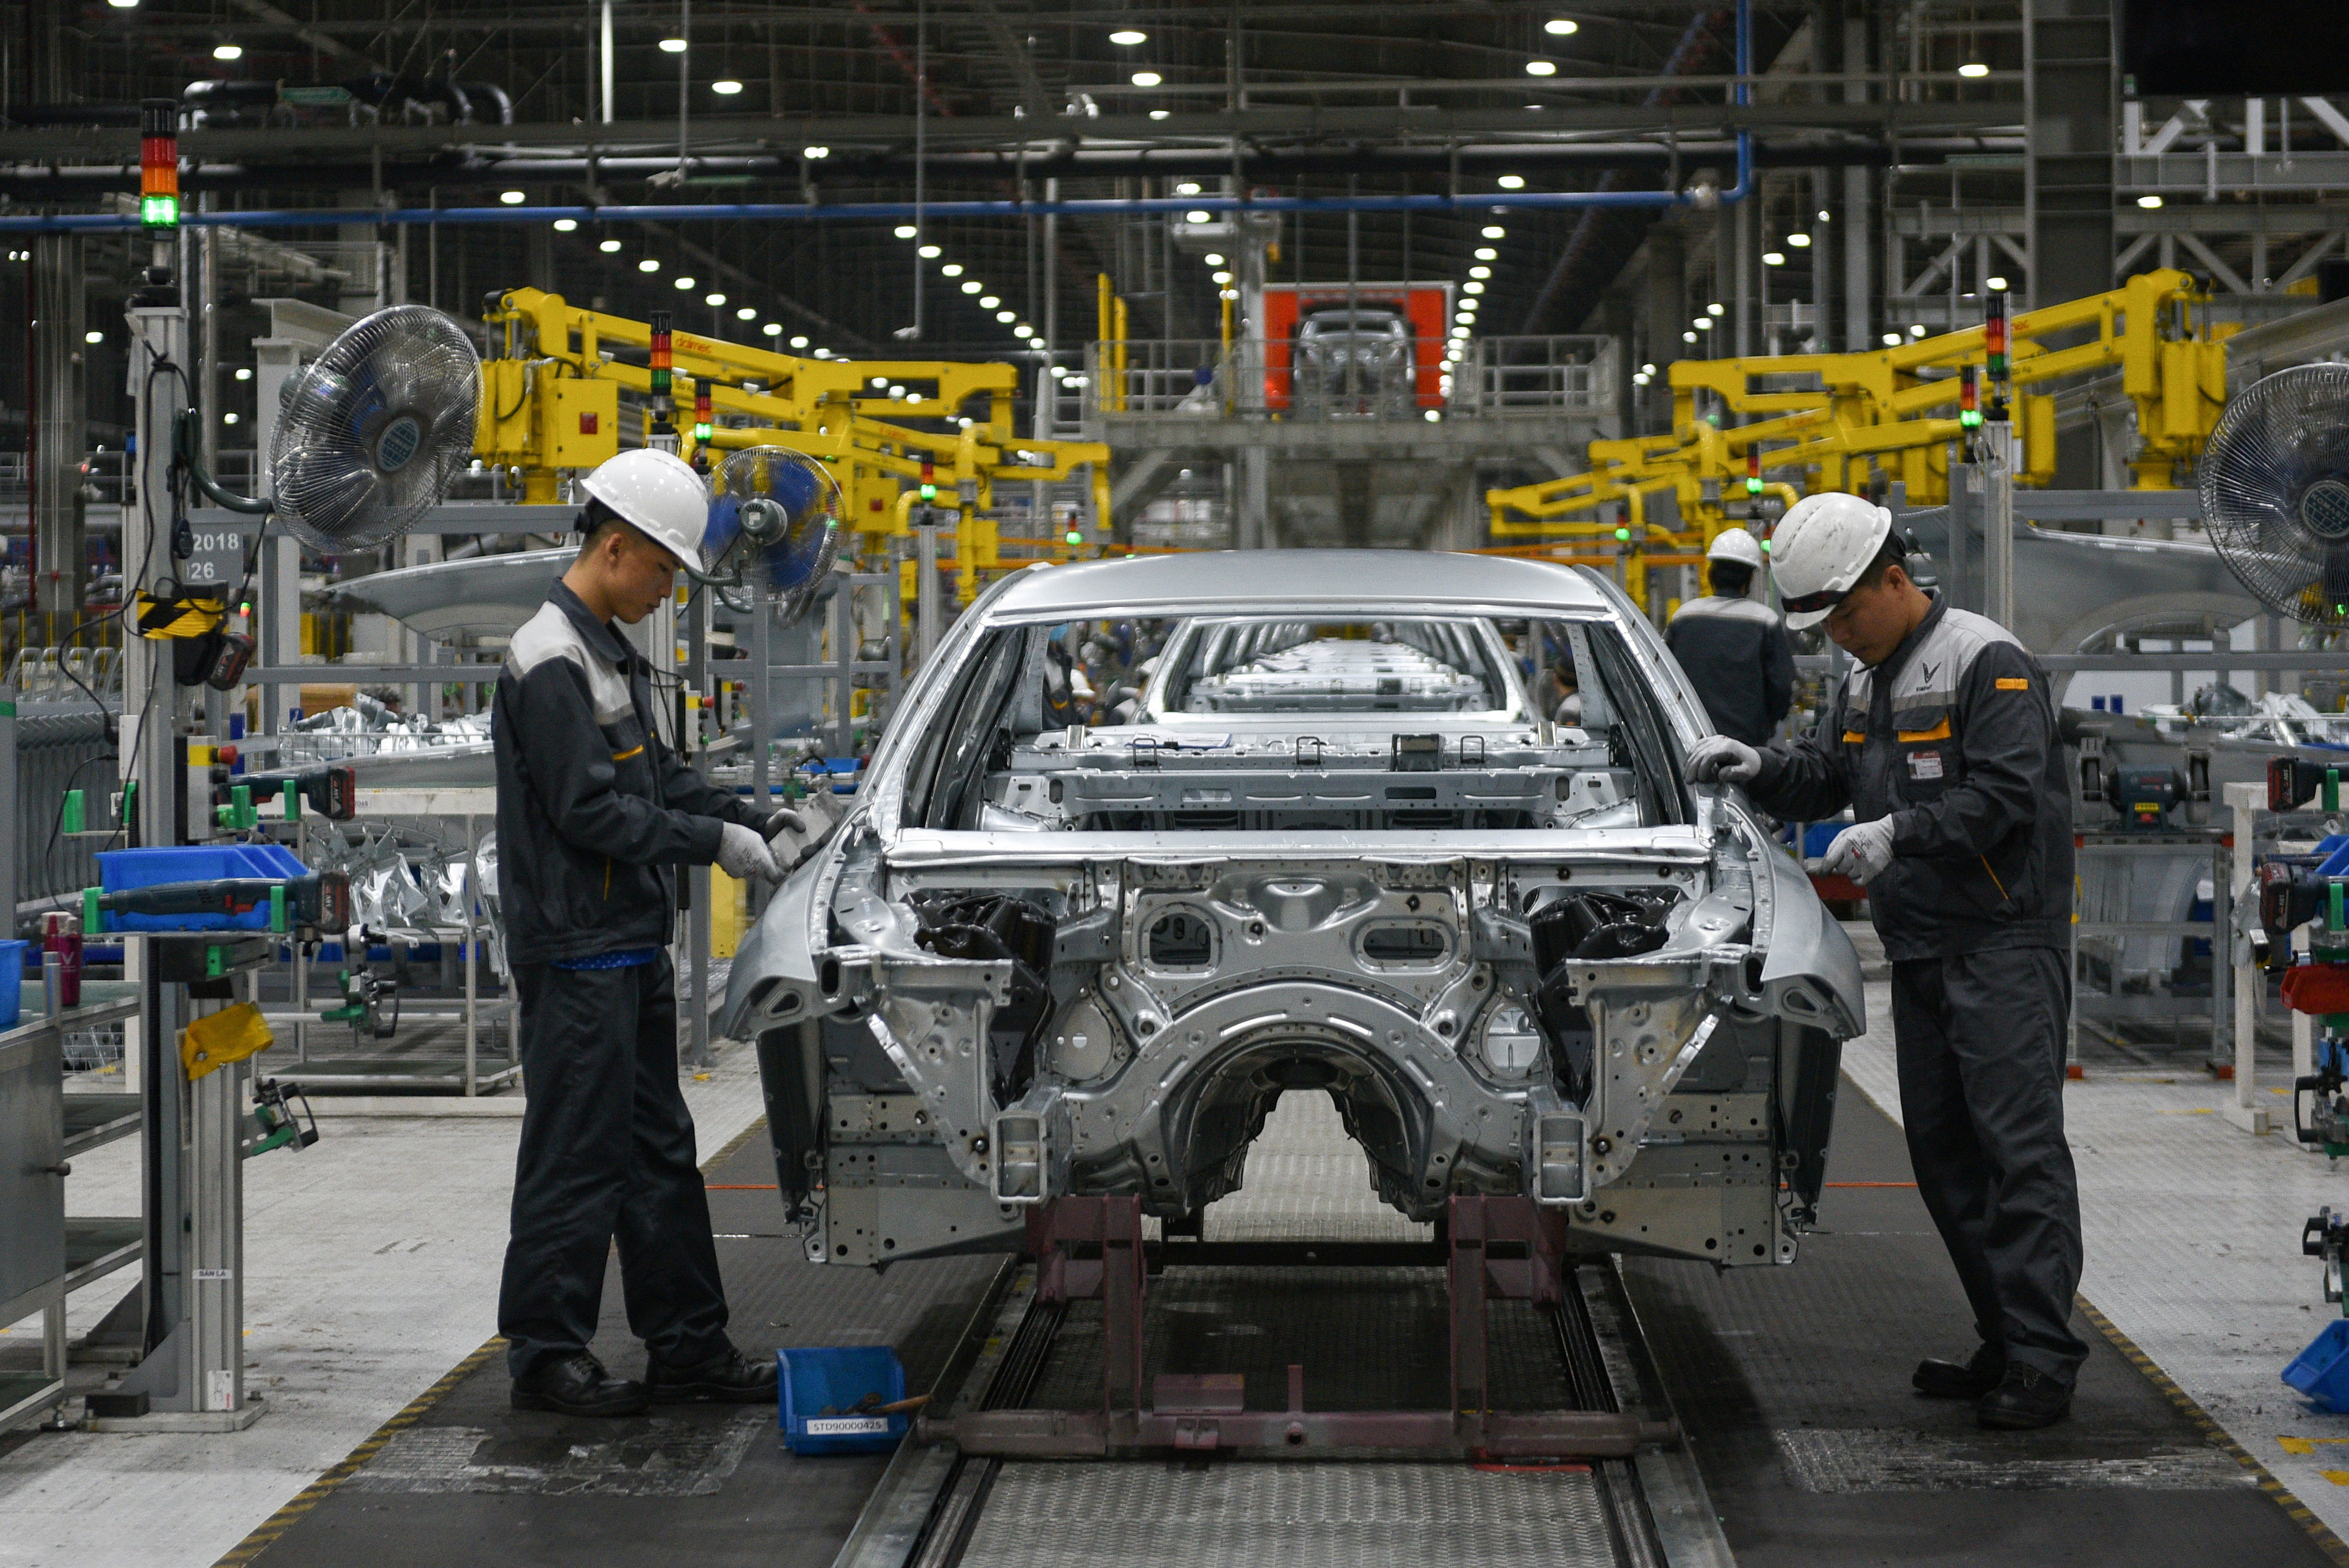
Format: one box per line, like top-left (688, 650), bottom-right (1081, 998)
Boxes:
top-left (208, 762), bottom-right (359, 829)
top-left (319, 963), bottom-right (399, 1042)
top-left (246, 1078), bottom-right (320, 1157)
top-left (90, 870), bottom-right (353, 940)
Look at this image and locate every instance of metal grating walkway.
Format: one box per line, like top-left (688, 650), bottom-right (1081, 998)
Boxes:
top-left (960, 1461), bottom-right (1619, 1568)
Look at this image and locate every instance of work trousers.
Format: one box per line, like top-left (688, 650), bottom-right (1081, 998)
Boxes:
top-left (1889, 945), bottom-right (2090, 1385)
top-left (498, 954), bottom-right (732, 1378)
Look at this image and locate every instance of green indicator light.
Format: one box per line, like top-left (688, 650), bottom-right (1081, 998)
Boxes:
top-left (693, 422), bottom-right (713, 440)
top-left (1065, 529), bottom-right (1085, 545)
top-left (1760, 539), bottom-right (1771, 552)
top-left (1745, 477), bottom-right (1763, 495)
top-left (141, 194), bottom-right (178, 228)
top-left (1960, 410), bottom-right (1983, 428)
top-left (1614, 527), bottom-right (1631, 541)
top-left (919, 482), bottom-right (937, 501)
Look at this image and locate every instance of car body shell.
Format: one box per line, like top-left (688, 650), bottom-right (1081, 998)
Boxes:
top-left (720, 550), bottom-right (1861, 1270)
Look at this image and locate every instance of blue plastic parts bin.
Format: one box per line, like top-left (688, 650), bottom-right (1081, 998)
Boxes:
top-left (2285, 1321), bottom-right (2349, 1412)
top-left (779, 1346), bottom-right (909, 1455)
top-left (95, 843), bottom-right (309, 931)
top-left (0, 940), bottom-right (24, 1029)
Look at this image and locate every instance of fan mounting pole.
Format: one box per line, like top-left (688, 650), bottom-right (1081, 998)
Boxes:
top-left (124, 302), bottom-right (190, 855)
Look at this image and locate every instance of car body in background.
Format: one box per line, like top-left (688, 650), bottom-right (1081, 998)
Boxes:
top-left (1289, 307), bottom-right (1417, 419)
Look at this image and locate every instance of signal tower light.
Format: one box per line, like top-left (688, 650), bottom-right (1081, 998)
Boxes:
top-left (139, 99), bottom-right (179, 231)
top-left (1745, 450), bottom-right (1763, 496)
top-left (1982, 292), bottom-right (2011, 421)
top-left (647, 310), bottom-right (679, 453)
top-left (1958, 365), bottom-right (1983, 429)
top-left (919, 459), bottom-right (937, 503)
top-left (693, 386), bottom-right (714, 442)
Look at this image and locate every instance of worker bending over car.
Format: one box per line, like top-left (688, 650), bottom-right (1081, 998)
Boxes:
top-left (1685, 491), bottom-right (2084, 1431)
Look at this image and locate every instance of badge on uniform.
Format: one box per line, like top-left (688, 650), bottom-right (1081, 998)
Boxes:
top-left (1909, 749), bottom-right (1945, 781)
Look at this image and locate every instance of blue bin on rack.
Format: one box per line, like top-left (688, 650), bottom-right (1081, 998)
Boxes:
top-left (95, 844), bottom-right (310, 931)
top-left (0, 939), bottom-right (24, 1029)
top-left (779, 1346), bottom-right (909, 1455)
top-left (2285, 1321), bottom-right (2349, 1413)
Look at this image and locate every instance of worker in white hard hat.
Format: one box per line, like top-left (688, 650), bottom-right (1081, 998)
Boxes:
top-left (1684, 489), bottom-right (2082, 1431)
top-left (491, 447), bottom-right (816, 1417)
top-left (1664, 527), bottom-right (1794, 745)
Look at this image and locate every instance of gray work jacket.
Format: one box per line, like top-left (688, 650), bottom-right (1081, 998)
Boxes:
top-left (493, 581), bottom-right (774, 966)
top-left (1746, 594), bottom-right (2074, 962)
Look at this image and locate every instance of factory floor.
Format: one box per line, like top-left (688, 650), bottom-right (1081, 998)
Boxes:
top-left (5, 923), bottom-right (2349, 1567)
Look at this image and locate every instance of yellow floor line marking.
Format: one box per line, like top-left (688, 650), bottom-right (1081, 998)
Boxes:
top-left (2154, 1107), bottom-right (2216, 1116)
top-left (210, 1113), bottom-right (773, 1568)
top-left (2079, 1295), bottom-right (2349, 1567)
top-left (2283, 1438), bottom-right (2349, 1454)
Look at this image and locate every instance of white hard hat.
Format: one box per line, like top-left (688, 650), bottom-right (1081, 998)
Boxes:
top-left (578, 448), bottom-right (710, 568)
top-left (1705, 527), bottom-right (1766, 570)
top-left (1769, 491), bottom-right (1894, 630)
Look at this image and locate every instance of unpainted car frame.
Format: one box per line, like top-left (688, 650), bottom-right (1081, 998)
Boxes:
top-left (719, 551), bottom-right (1861, 1278)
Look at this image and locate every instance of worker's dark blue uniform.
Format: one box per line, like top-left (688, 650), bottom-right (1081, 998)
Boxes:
top-left (1745, 593), bottom-right (2086, 1388)
top-left (1665, 592), bottom-right (1795, 745)
top-left (492, 582), bottom-right (776, 1381)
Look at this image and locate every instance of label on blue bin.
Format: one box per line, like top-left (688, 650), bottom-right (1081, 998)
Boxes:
top-left (803, 1416), bottom-right (891, 1436)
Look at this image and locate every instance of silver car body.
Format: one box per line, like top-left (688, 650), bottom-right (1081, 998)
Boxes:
top-left (1291, 308), bottom-right (1417, 419)
top-left (719, 551), bottom-right (1862, 1271)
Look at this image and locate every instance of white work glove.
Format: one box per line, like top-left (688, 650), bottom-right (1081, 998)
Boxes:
top-left (1819, 817), bottom-right (1898, 886)
top-left (767, 790), bottom-right (844, 872)
top-left (717, 820), bottom-right (782, 883)
top-left (1684, 734), bottom-right (1762, 785)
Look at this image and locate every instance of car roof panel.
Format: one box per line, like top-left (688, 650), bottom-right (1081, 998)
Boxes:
top-left (981, 550), bottom-right (1613, 621)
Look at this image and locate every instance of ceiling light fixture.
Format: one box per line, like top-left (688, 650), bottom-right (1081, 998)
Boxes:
top-left (499, 190), bottom-right (526, 205)
top-left (1175, 182), bottom-right (1201, 195)
top-left (738, 306), bottom-right (757, 320)
top-left (962, 281), bottom-right (983, 294)
top-left (1469, 265), bottom-right (1491, 279)
top-left (1475, 247), bottom-right (1498, 261)
top-left (1761, 251), bottom-right (1784, 266)
top-left (1110, 28), bottom-right (1147, 45)
top-left (1986, 274), bottom-right (2009, 291)
top-left (804, 145), bottom-right (830, 159)
top-left (918, 244), bottom-right (942, 258)
top-left (1544, 17), bottom-right (1579, 34)
top-left (659, 37), bottom-right (686, 53)
top-left (712, 79), bottom-right (743, 95)
top-left (674, 275), bottom-right (695, 290)
top-left (639, 258), bottom-right (660, 272)
top-left (763, 322), bottom-right (783, 336)
top-left (790, 335), bottom-right (809, 348)
top-left (1958, 62), bottom-right (1989, 78)
top-left (1787, 232), bottom-right (1812, 247)
top-left (1707, 302), bottom-right (1725, 315)
top-left (1185, 210), bottom-right (1212, 224)
top-left (213, 42), bottom-right (243, 60)
top-left (1482, 225), bottom-right (1506, 239)
top-left (1497, 175), bottom-right (1525, 190)
top-left (980, 295), bottom-right (1001, 308)
top-left (1683, 331), bottom-right (1697, 343)
top-left (893, 224), bottom-right (918, 238)
top-left (995, 310), bottom-right (1015, 322)
top-left (1203, 253), bottom-right (1225, 266)
top-left (1525, 60), bottom-right (1557, 76)
top-left (1882, 332), bottom-right (1903, 346)
top-left (2138, 194), bottom-right (2163, 208)
top-left (600, 239), bottom-right (622, 253)
top-left (941, 263), bottom-right (964, 277)
top-left (1131, 71), bottom-right (1162, 87)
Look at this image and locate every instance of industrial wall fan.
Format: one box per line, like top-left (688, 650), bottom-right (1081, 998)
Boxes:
top-left (269, 305), bottom-right (482, 553)
top-left (706, 446), bottom-right (843, 622)
top-left (2201, 362), bottom-right (2349, 628)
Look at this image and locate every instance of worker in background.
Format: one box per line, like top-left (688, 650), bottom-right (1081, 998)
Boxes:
top-left (1665, 528), bottom-right (1794, 745)
top-left (1684, 492), bottom-right (2082, 1431)
top-left (494, 448), bottom-right (815, 1418)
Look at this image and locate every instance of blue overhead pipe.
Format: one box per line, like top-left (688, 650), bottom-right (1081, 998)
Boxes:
top-left (0, 3), bottom-right (1750, 235)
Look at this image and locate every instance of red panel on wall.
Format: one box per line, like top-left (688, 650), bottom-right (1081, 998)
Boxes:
top-left (1258, 283), bottom-right (1456, 411)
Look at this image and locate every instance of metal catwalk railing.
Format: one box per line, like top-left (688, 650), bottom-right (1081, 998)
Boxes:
top-left (1079, 336), bottom-right (1617, 424)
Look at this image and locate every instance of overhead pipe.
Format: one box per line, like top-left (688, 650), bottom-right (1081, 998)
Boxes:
top-left (0, 0), bottom-right (1754, 234)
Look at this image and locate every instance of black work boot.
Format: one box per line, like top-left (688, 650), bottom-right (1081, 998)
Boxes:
top-left (644, 1344), bottom-right (779, 1404)
top-left (1913, 1342), bottom-right (2006, 1400)
top-left (1977, 1363), bottom-right (2072, 1430)
top-left (512, 1351), bottom-right (649, 1417)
